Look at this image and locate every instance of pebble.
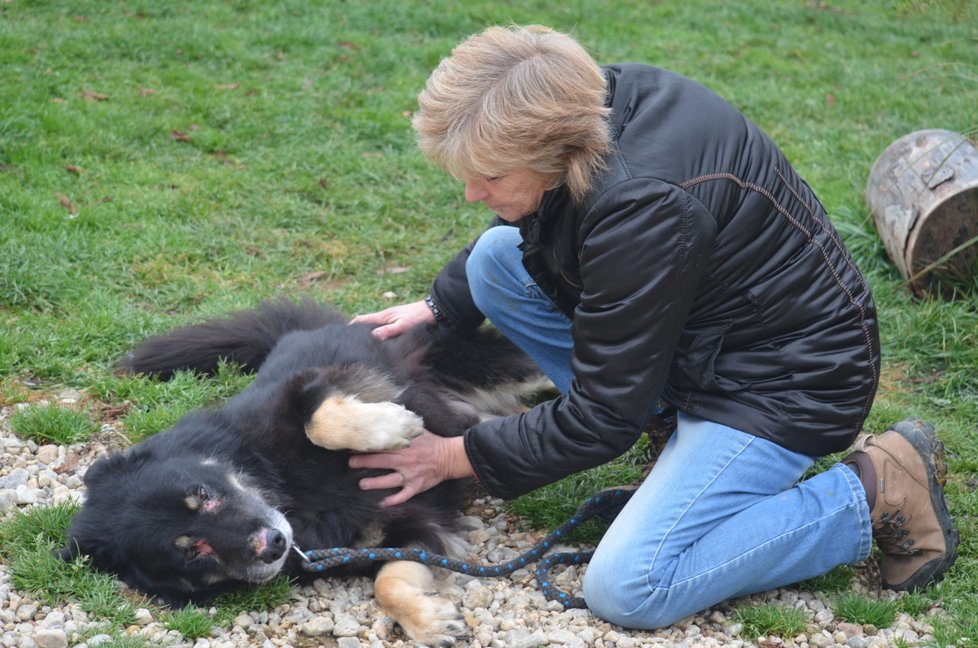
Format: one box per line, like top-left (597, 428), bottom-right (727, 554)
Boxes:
top-left (300, 616), bottom-right (333, 636)
top-left (34, 630), bottom-right (67, 648)
top-left (0, 405), bottom-right (944, 647)
top-left (331, 613), bottom-right (360, 637)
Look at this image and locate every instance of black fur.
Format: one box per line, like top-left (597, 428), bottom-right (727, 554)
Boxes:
top-left (59, 299), bottom-right (540, 606)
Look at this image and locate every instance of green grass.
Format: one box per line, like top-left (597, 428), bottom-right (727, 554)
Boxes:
top-left (832, 592), bottom-right (900, 628)
top-left (90, 362), bottom-right (255, 443)
top-left (1, 0), bottom-right (977, 644)
top-left (0, 504), bottom-right (140, 630)
top-left (161, 606), bottom-right (218, 640)
top-left (10, 404), bottom-right (100, 445)
top-left (898, 590), bottom-right (935, 617)
top-left (735, 603), bottom-right (810, 640)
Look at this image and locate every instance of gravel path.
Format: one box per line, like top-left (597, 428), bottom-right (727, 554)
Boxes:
top-left (0, 397), bottom-right (942, 648)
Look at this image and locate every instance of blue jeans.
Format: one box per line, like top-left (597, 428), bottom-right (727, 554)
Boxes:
top-left (466, 226), bottom-right (873, 629)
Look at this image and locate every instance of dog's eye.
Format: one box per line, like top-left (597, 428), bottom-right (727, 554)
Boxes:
top-left (184, 485), bottom-right (210, 511)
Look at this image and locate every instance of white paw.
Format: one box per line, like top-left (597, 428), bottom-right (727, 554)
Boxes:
top-left (306, 396), bottom-right (424, 452)
top-left (359, 401), bottom-right (424, 452)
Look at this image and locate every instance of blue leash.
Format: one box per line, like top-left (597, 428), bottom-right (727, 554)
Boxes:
top-left (295, 487), bottom-right (635, 609)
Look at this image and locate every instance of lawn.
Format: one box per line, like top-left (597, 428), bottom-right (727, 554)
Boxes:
top-left (1, 0), bottom-right (976, 645)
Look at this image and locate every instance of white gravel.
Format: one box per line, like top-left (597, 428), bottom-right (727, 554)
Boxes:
top-left (0, 396), bottom-right (944, 648)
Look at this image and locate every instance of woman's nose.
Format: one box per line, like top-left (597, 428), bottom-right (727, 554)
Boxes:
top-left (464, 179), bottom-right (489, 203)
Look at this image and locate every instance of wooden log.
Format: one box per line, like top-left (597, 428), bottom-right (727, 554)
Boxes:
top-left (866, 129), bottom-right (978, 299)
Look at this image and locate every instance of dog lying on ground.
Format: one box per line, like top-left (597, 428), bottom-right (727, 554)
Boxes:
top-left (58, 299), bottom-right (543, 646)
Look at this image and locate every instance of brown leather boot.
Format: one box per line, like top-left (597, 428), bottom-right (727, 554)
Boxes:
top-left (842, 419), bottom-right (959, 591)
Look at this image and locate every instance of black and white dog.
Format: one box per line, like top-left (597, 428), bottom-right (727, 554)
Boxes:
top-left (58, 299), bottom-right (543, 645)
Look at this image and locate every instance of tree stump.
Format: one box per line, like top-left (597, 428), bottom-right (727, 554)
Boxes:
top-left (865, 129), bottom-right (978, 299)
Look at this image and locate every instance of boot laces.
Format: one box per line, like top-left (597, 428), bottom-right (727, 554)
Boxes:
top-left (873, 510), bottom-right (920, 555)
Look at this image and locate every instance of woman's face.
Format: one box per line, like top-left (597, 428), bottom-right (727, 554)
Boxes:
top-left (463, 169), bottom-right (553, 222)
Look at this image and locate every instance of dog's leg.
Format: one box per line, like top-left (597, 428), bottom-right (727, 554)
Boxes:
top-left (305, 395), bottom-right (424, 452)
top-left (374, 561), bottom-right (467, 646)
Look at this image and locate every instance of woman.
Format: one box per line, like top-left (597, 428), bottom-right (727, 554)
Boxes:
top-left (350, 25), bottom-right (958, 628)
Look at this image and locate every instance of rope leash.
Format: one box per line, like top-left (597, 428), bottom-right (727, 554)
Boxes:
top-left (295, 487), bottom-right (635, 609)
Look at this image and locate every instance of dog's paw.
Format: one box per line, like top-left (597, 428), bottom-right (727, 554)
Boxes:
top-left (359, 400), bottom-right (424, 451)
top-left (396, 591), bottom-right (468, 647)
top-left (375, 562), bottom-right (469, 647)
top-left (306, 396), bottom-right (424, 452)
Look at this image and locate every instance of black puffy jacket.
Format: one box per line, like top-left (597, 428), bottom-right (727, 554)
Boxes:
top-left (429, 64), bottom-right (880, 500)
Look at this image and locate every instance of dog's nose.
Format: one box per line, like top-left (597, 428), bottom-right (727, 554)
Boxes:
top-left (259, 529), bottom-right (287, 563)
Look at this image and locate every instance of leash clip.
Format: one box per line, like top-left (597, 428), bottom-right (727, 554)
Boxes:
top-left (291, 543), bottom-right (309, 562)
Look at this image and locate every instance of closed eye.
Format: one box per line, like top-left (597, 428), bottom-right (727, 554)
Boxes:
top-left (184, 485), bottom-right (210, 511)
top-left (175, 535), bottom-right (215, 560)
top-left (175, 535), bottom-right (197, 558)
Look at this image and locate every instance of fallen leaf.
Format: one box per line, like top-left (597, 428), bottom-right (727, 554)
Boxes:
top-left (80, 89), bottom-right (109, 101)
top-left (215, 83), bottom-right (239, 91)
top-left (138, 87), bottom-right (157, 96)
top-left (296, 271), bottom-right (328, 287)
top-left (57, 194), bottom-right (78, 214)
top-left (383, 266), bottom-right (411, 275)
top-left (95, 402), bottom-right (132, 421)
top-left (50, 97), bottom-right (66, 104)
top-left (170, 130), bottom-right (192, 142)
top-left (64, 165), bottom-right (83, 175)
top-left (825, 93), bottom-right (837, 107)
top-left (318, 177), bottom-right (330, 190)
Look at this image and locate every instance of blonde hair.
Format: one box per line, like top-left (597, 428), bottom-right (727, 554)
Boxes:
top-left (413, 25), bottom-right (611, 204)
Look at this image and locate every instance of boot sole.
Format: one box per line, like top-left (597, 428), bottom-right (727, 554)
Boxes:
top-left (882, 419), bottom-right (960, 591)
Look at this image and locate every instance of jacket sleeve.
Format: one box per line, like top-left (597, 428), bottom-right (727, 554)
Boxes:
top-left (463, 179), bottom-right (716, 499)
top-left (428, 216), bottom-right (515, 331)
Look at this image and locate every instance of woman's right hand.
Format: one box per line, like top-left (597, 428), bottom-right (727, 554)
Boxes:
top-left (350, 299), bottom-right (434, 340)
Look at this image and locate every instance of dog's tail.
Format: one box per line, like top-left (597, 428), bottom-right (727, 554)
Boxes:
top-left (117, 299), bottom-right (345, 379)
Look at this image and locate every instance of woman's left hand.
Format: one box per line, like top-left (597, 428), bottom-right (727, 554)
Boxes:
top-left (348, 431), bottom-right (473, 507)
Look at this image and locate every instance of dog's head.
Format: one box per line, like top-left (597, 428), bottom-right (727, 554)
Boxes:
top-left (59, 442), bottom-right (294, 606)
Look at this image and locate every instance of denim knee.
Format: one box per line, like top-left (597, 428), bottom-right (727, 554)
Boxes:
top-left (465, 226), bottom-right (524, 319)
top-left (583, 550), bottom-right (632, 624)
top-left (583, 557), bottom-right (687, 630)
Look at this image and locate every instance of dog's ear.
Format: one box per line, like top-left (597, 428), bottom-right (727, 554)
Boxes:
top-left (58, 449), bottom-right (150, 569)
top-left (57, 500), bottom-right (125, 571)
top-left (82, 447), bottom-right (151, 488)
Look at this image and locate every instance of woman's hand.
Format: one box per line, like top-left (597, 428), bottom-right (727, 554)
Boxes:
top-left (348, 431), bottom-right (473, 507)
top-left (350, 300), bottom-right (434, 340)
